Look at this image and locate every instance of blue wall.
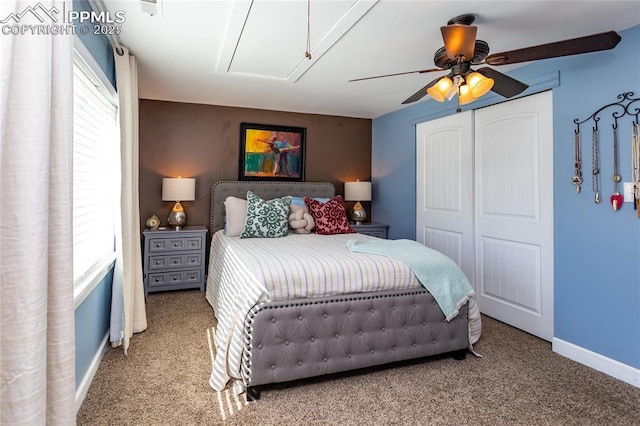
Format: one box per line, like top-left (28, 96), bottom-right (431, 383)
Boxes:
top-left (372, 25), bottom-right (640, 370)
top-left (72, 0), bottom-right (115, 88)
top-left (73, 0), bottom-right (115, 391)
top-left (74, 270), bottom-right (113, 388)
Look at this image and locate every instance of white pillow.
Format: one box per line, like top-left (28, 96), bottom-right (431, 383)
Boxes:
top-left (224, 196), bottom-right (247, 237)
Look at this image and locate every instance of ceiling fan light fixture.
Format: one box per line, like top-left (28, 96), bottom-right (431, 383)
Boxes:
top-left (355, 14), bottom-right (621, 109)
top-left (426, 76), bottom-right (453, 102)
top-left (441, 24), bottom-right (477, 61)
top-left (466, 72), bottom-right (494, 98)
top-left (458, 84), bottom-right (476, 106)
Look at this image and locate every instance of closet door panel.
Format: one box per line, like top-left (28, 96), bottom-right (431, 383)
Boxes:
top-left (416, 111), bottom-right (474, 286)
top-left (475, 91), bottom-right (554, 341)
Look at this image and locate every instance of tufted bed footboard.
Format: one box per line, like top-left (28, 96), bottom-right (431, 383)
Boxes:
top-left (242, 288), bottom-right (468, 400)
top-left (207, 180), bottom-right (478, 399)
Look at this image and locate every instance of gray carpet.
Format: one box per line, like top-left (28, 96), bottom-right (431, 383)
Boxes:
top-left (77, 290), bottom-right (640, 425)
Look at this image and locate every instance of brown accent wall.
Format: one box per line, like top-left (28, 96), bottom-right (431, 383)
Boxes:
top-left (139, 99), bottom-right (372, 232)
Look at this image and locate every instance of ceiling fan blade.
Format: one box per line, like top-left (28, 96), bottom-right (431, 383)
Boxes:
top-left (349, 68), bottom-right (441, 82)
top-left (441, 24), bottom-right (477, 60)
top-left (485, 31), bottom-right (621, 66)
top-left (477, 67), bottom-right (529, 98)
top-left (402, 77), bottom-right (441, 105)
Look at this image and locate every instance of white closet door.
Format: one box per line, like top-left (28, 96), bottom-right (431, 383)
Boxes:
top-left (416, 111), bottom-right (475, 285)
top-left (474, 91), bottom-right (554, 341)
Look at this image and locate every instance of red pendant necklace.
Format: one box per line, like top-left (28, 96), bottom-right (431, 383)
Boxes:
top-left (610, 124), bottom-right (623, 211)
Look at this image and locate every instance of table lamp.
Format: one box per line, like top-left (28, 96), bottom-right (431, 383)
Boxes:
top-left (344, 180), bottom-right (372, 224)
top-left (162, 177), bottom-right (196, 230)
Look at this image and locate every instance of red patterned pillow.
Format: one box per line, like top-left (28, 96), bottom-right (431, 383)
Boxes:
top-left (304, 195), bottom-right (356, 235)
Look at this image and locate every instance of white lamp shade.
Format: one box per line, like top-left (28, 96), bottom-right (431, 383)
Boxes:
top-left (162, 177), bottom-right (196, 201)
top-left (344, 181), bottom-right (372, 202)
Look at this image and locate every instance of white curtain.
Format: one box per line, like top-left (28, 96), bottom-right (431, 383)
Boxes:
top-left (110, 47), bottom-right (147, 353)
top-left (0, 0), bottom-right (76, 423)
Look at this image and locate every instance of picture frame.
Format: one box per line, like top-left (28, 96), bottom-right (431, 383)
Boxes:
top-left (239, 122), bottom-right (306, 181)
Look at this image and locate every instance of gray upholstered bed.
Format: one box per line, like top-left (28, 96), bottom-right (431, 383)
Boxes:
top-left (206, 180), bottom-right (473, 401)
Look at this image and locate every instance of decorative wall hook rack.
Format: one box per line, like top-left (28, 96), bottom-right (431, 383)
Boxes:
top-left (572, 92), bottom-right (640, 213)
top-left (573, 92), bottom-right (640, 132)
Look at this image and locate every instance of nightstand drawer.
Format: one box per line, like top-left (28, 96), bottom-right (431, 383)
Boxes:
top-left (148, 253), bottom-right (202, 270)
top-left (148, 270), bottom-right (202, 288)
top-left (148, 236), bottom-right (203, 253)
top-left (352, 222), bottom-right (388, 239)
top-left (359, 229), bottom-right (386, 238)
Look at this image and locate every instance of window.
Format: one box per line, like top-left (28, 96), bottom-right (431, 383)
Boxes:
top-left (72, 46), bottom-right (118, 306)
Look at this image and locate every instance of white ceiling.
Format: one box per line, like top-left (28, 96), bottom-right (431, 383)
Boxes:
top-left (102, 0), bottom-right (640, 119)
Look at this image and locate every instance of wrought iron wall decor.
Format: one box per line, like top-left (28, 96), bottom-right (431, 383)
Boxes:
top-left (573, 92), bottom-right (640, 216)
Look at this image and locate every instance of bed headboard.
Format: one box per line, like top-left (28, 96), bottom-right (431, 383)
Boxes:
top-left (210, 180), bottom-right (335, 233)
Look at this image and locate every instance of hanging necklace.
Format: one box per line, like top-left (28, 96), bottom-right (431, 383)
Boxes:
top-left (592, 125), bottom-right (600, 204)
top-left (610, 124), bottom-right (622, 211)
top-left (632, 121), bottom-right (640, 215)
top-left (572, 129), bottom-right (583, 193)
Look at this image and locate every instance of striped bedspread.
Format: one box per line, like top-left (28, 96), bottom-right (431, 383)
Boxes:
top-left (205, 230), bottom-right (480, 392)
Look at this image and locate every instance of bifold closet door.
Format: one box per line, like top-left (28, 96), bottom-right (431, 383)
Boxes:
top-left (474, 91), bottom-right (554, 341)
top-left (416, 111), bottom-right (475, 286)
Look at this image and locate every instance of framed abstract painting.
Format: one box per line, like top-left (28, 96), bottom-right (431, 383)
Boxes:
top-left (239, 123), bottom-right (305, 181)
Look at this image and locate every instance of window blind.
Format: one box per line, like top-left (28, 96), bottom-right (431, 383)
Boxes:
top-left (72, 57), bottom-right (118, 284)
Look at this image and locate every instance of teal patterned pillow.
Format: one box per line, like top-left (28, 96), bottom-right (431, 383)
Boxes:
top-left (241, 191), bottom-right (292, 238)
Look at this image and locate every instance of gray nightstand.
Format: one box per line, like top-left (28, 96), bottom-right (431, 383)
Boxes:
top-left (142, 225), bottom-right (208, 297)
top-left (351, 222), bottom-right (388, 239)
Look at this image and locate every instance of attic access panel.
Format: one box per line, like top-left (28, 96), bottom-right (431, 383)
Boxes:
top-left (217, 0), bottom-right (377, 82)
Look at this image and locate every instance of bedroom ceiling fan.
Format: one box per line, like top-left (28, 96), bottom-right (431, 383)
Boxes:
top-left (350, 14), bottom-right (621, 111)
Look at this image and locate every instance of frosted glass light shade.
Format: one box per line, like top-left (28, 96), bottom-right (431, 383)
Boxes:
top-left (466, 72), bottom-right (494, 98)
top-left (427, 77), bottom-right (453, 102)
top-left (344, 181), bottom-right (372, 202)
top-left (162, 177), bottom-right (196, 201)
top-left (458, 84), bottom-right (476, 106)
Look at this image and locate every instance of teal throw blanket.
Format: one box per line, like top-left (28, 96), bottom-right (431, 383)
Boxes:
top-left (347, 238), bottom-right (474, 321)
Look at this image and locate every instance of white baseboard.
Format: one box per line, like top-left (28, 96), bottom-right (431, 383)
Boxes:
top-left (75, 331), bottom-right (110, 414)
top-left (552, 338), bottom-right (640, 388)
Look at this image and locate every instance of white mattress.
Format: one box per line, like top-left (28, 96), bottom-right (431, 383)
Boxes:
top-left (205, 230), bottom-right (480, 392)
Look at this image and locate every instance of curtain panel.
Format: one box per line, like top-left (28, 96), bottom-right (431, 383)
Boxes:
top-left (0, 0), bottom-right (76, 423)
top-left (110, 47), bottom-right (147, 353)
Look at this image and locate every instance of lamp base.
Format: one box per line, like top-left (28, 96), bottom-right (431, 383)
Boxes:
top-left (168, 201), bottom-right (188, 230)
top-left (350, 201), bottom-right (367, 223)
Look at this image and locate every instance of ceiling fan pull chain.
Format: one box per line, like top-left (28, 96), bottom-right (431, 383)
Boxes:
top-left (592, 125), bottom-right (600, 204)
top-left (305, 0), bottom-right (312, 60)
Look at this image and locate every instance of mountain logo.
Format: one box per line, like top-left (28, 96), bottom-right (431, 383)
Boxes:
top-left (1, 3), bottom-right (60, 24)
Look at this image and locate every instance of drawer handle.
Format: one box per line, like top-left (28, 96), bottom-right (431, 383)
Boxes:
top-left (155, 243), bottom-right (160, 248)
top-left (190, 274), bottom-right (195, 279)
top-left (155, 260), bottom-right (160, 265)
top-left (173, 259), bottom-right (178, 264)
top-left (191, 242), bottom-right (196, 246)
top-left (173, 242), bottom-right (178, 247)
top-left (172, 276), bottom-right (178, 281)
top-left (154, 278), bottom-right (160, 282)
